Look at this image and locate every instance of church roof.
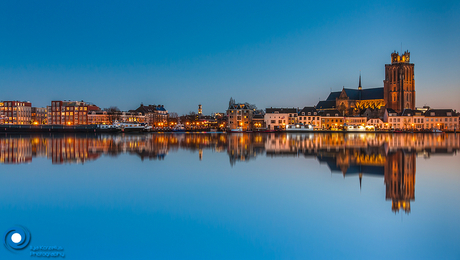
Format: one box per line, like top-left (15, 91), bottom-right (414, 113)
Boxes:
top-left (316, 100), bottom-right (336, 109)
top-left (325, 87), bottom-right (384, 101)
top-left (361, 88), bottom-right (384, 100)
top-left (325, 92), bottom-right (341, 101)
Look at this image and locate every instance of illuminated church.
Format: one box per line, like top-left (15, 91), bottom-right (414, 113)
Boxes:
top-left (316, 51), bottom-right (415, 115)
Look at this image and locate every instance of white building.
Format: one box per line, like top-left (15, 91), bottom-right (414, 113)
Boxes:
top-left (265, 108), bottom-right (298, 130)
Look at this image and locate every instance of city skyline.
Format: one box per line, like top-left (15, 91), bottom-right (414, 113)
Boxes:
top-left (0, 1), bottom-right (459, 115)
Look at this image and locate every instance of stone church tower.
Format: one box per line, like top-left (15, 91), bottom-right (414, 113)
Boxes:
top-left (383, 51), bottom-right (415, 113)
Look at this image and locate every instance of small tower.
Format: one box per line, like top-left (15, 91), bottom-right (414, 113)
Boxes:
top-left (198, 104), bottom-right (202, 115)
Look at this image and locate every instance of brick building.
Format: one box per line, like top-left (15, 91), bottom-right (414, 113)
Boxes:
top-left (0, 101), bottom-right (32, 124)
top-left (32, 107), bottom-right (47, 125)
top-left (48, 101), bottom-right (88, 125)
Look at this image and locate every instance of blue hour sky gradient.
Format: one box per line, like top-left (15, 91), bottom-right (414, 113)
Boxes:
top-left (0, 0), bottom-right (459, 115)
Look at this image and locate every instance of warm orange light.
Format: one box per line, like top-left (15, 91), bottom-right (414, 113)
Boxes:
top-left (33, 121), bottom-right (39, 125)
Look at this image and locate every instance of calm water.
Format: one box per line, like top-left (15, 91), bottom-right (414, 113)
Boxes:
top-left (1, 133), bottom-right (459, 259)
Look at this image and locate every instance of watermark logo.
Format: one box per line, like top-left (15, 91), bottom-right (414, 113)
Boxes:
top-left (4, 226), bottom-right (31, 251)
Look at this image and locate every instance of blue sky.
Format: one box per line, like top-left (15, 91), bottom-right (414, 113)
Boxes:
top-left (0, 0), bottom-right (459, 115)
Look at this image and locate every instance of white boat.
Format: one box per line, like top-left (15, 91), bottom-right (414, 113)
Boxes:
top-left (115, 121), bottom-right (146, 133)
top-left (229, 127), bottom-right (243, 133)
top-left (96, 124), bottom-right (121, 133)
top-left (286, 123), bottom-right (314, 132)
top-left (344, 125), bottom-right (375, 131)
top-left (172, 124), bottom-right (186, 132)
top-left (432, 128), bottom-right (443, 133)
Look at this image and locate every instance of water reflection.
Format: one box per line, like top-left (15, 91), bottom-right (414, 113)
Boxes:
top-left (1, 133), bottom-right (458, 214)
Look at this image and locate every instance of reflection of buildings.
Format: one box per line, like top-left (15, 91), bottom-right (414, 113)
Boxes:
top-left (0, 133), bottom-right (458, 213)
top-left (0, 138), bottom-right (32, 164)
top-left (317, 149), bottom-right (416, 213)
top-left (47, 137), bottom-right (99, 164)
top-left (227, 134), bottom-right (265, 166)
top-left (384, 151), bottom-right (415, 213)
top-left (262, 133), bottom-right (458, 214)
top-left (0, 133), bottom-right (231, 165)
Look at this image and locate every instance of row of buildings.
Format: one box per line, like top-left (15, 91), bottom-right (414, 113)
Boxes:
top-left (226, 51), bottom-right (459, 131)
top-left (0, 100), bottom-right (168, 127)
top-left (227, 104), bottom-right (459, 131)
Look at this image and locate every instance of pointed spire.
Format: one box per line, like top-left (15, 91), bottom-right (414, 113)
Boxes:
top-left (358, 71), bottom-right (362, 90)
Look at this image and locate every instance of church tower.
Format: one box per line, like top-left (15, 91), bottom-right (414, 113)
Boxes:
top-left (383, 51), bottom-right (415, 113)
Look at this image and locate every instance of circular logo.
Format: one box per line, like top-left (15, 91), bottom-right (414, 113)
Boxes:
top-left (4, 226), bottom-right (31, 250)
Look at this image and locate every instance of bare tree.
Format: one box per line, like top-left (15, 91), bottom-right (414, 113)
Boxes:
top-left (104, 106), bottom-right (121, 113)
top-left (229, 97), bottom-right (235, 108)
top-left (244, 103), bottom-right (257, 110)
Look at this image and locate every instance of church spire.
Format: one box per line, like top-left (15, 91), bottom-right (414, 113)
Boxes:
top-left (358, 71), bottom-right (362, 90)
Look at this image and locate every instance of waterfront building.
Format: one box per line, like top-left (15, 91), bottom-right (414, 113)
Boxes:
top-left (384, 109), bottom-right (401, 129)
top-left (214, 113), bottom-right (228, 129)
top-left (319, 110), bottom-right (343, 130)
top-left (120, 111), bottom-right (146, 123)
top-left (264, 108), bottom-right (298, 130)
top-left (386, 109), bottom-right (419, 130)
top-left (252, 114), bottom-right (265, 130)
top-left (133, 104), bottom-right (168, 127)
top-left (298, 107), bottom-right (321, 129)
top-left (367, 118), bottom-right (385, 129)
top-left (384, 51), bottom-right (415, 113)
top-left (88, 110), bottom-right (111, 125)
top-left (0, 101), bottom-right (32, 125)
top-left (383, 108), bottom-right (458, 131)
top-left (424, 109), bottom-right (459, 131)
top-left (48, 100), bottom-right (88, 125)
top-left (403, 109), bottom-right (425, 130)
top-left (227, 103), bottom-right (254, 130)
top-left (344, 116), bottom-right (367, 126)
top-left (31, 107), bottom-right (47, 125)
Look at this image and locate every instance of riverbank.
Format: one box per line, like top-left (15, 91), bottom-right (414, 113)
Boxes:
top-left (0, 124), bottom-right (456, 134)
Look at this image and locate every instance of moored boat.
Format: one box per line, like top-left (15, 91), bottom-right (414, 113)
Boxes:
top-left (344, 124), bottom-right (375, 132)
top-left (115, 121), bottom-right (147, 133)
top-left (229, 127), bottom-right (243, 133)
top-left (96, 124), bottom-right (121, 133)
top-left (172, 124), bottom-right (186, 132)
top-left (285, 123), bottom-right (314, 132)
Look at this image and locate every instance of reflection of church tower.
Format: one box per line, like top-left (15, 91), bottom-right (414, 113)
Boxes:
top-left (358, 72), bottom-right (362, 91)
top-left (384, 150), bottom-right (416, 213)
top-left (199, 149), bottom-right (203, 161)
top-left (383, 51), bottom-right (415, 113)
